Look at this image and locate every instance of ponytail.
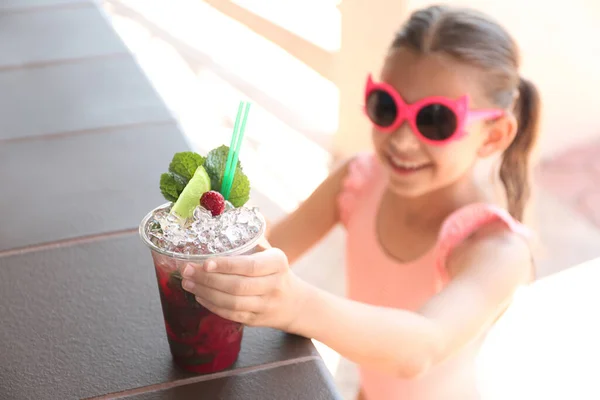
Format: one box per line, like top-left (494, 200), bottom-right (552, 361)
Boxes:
top-left (499, 77), bottom-right (541, 222)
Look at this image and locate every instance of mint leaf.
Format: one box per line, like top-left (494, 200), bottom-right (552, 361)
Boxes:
top-left (168, 152), bottom-right (205, 181)
top-left (203, 145), bottom-right (229, 190)
top-left (227, 173), bottom-right (250, 208)
top-left (160, 172), bottom-right (187, 202)
top-left (204, 145), bottom-right (251, 207)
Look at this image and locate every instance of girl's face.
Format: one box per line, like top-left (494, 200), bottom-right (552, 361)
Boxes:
top-left (370, 48), bottom-right (516, 198)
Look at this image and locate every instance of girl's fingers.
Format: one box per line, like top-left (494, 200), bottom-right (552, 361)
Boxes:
top-left (186, 271), bottom-right (276, 296)
top-left (208, 248), bottom-right (287, 277)
top-left (181, 280), bottom-right (264, 313)
top-left (194, 295), bottom-right (256, 325)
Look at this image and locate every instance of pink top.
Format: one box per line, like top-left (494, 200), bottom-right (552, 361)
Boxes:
top-left (338, 153), bottom-right (530, 400)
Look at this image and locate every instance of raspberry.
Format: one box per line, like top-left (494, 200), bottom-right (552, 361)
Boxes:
top-left (200, 191), bottom-right (226, 216)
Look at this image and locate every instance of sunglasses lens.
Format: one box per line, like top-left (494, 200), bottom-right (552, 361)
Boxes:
top-left (416, 104), bottom-right (457, 141)
top-left (366, 90), bottom-right (397, 128)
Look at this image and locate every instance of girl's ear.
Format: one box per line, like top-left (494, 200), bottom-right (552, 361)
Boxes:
top-left (478, 114), bottom-right (517, 158)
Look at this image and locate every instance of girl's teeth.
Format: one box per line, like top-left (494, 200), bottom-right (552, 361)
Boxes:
top-left (390, 158), bottom-right (426, 169)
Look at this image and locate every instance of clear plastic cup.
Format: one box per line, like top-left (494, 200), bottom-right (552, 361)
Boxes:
top-left (139, 203), bottom-right (266, 374)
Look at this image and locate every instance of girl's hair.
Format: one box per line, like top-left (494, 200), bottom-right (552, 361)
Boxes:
top-left (391, 5), bottom-right (541, 222)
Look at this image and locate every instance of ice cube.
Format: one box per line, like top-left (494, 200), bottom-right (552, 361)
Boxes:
top-left (189, 239), bottom-right (210, 255)
top-left (149, 235), bottom-right (167, 249)
top-left (147, 219), bottom-right (164, 241)
top-left (217, 210), bottom-right (236, 227)
top-left (163, 231), bottom-right (184, 246)
top-left (153, 208), bottom-right (170, 223)
top-left (236, 208), bottom-right (251, 225)
top-left (180, 241), bottom-right (200, 255)
top-left (161, 218), bottom-right (188, 246)
top-left (148, 204), bottom-right (264, 255)
top-left (224, 225), bottom-right (243, 247)
top-left (193, 206), bottom-right (213, 223)
top-left (246, 211), bottom-right (262, 235)
top-left (195, 226), bottom-right (214, 244)
top-left (208, 237), bottom-right (226, 254)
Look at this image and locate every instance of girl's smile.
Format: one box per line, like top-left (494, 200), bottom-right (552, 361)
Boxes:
top-left (384, 152), bottom-right (433, 175)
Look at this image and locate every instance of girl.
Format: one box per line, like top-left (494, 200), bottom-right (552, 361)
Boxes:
top-left (180, 5), bottom-right (540, 399)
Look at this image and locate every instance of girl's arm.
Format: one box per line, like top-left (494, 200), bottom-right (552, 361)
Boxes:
top-left (266, 160), bottom-right (350, 264)
top-left (290, 221), bottom-right (532, 378)
top-left (180, 217), bottom-right (531, 379)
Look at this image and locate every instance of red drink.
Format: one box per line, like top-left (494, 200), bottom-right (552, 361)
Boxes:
top-left (140, 202), bottom-right (265, 374)
top-left (151, 251), bottom-right (244, 373)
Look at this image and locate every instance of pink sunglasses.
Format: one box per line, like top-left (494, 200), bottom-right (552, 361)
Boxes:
top-left (364, 74), bottom-right (505, 145)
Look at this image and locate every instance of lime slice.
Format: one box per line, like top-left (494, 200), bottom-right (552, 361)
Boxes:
top-left (170, 166), bottom-right (211, 219)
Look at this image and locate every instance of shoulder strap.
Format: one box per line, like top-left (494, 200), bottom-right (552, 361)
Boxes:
top-left (337, 153), bottom-right (378, 226)
top-left (435, 203), bottom-right (531, 284)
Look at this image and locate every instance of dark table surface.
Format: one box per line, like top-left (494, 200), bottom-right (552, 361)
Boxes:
top-left (0, 2), bottom-right (342, 399)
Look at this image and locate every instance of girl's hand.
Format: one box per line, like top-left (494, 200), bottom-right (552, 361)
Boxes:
top-left (179, 247), bottom-right (309, 331)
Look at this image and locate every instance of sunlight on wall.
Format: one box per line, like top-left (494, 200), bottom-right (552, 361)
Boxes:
top-left (231, 0), bottom-right (341, 51)
top-left (104, 0), bottom-right (334, 216)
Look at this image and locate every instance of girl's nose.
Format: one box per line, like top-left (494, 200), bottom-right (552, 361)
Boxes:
top-left (389, 124), bottom-right (421, 152)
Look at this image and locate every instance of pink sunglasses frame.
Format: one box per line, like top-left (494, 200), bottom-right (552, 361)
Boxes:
top-left (364, 74), bottom-right (505, 146)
